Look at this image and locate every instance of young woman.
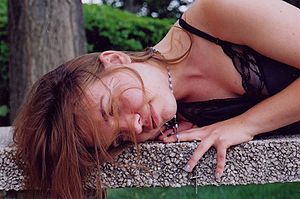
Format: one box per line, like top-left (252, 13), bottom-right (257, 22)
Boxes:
top-left (13, 0), bottom-right (300, 198)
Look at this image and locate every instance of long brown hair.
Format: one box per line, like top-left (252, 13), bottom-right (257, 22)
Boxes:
top-left (12, 30), bottom-right (192, 198)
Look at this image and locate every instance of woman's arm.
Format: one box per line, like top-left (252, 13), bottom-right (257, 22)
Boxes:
top-left (163, 0), bottom-right (300, 178)
top-left (188, 0), bottom-right (300, 68)
top-left (163, 77), bottom-right (300, 179)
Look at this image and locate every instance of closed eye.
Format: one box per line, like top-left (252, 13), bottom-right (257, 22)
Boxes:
top-left (100, 96), bottom-right (113, 122)
top-left (112, 133), bottom-right (131, 148)
top-left (100, 109), bottom-right (109, 122)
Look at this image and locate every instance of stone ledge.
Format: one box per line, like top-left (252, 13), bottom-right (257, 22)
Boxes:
top-left (0, 127), bottom-right (300, 191)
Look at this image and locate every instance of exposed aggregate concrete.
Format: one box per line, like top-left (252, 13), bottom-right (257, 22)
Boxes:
top-left (0, 127), bottom-right (300, 191)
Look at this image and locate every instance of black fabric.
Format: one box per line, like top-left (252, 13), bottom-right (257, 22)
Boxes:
top-left (255, 52), bottom-right (300, 95)
top-left (220, 41), bottom-right (269, 96)
top-left (179, 18), bottom-right (222, 44)
top-left (177, 95), bottom-right (266, 127)
top-left (177, 18), bottom-right (300, 134)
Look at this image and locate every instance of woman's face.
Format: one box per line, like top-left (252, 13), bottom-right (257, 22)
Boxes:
top-left (85, 60), bottom-right (177, 148)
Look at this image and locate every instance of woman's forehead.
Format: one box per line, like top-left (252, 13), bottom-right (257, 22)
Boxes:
top-left (84, 76), bottom-right (118, 110)
top-left (86, 79), bottom-right (109, 104)
top-left (84, 71), bottom-right (145, 121)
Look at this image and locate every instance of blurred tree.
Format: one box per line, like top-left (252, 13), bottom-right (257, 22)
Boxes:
top-left (96, 0), bottom-right (300, 18)
top-left (142, 0), bottom-right (191, 18)
top-left (102, 0), bottom-right (192, 18)
top-left (123, 0), bottom-right (142, 13)
top-left (8, 0), bottom-right (86, 121)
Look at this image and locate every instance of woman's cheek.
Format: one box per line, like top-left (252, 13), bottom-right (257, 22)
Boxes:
top-left (121, 88), bottom-right (145, 111)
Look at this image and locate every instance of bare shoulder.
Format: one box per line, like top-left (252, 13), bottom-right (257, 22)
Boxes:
top-left (185, 0), bottom-right (300, 68)
top-left (194, 0), bottom-right (300, 40)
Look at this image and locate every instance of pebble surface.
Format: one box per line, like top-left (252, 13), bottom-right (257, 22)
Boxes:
top-left (1, 127), bottom-right (300, 190)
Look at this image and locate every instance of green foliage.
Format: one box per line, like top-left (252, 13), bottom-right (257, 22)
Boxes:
top-left (0, 0), bottom-right (8, 124)
top-left (83, 4), bottom-right (175, 52)
top-left (0, 0), bottom-right (8, 88)
top-left (0, 105), bottom-right (8, 117)
top-left (0, 0), bottom-right (7, 28)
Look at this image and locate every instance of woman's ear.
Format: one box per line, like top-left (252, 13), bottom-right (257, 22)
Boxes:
top-left (99, 51), bottom-right (132, 68)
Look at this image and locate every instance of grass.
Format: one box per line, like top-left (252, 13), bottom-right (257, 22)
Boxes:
top-left (108, 182), bottom-right (300, 199)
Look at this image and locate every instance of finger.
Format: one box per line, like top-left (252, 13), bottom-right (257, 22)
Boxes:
top-left (178, 121), bottom-right (194, 131)
top-left (183, 138), bottom-right (214, 172)
top-left (162, 132), bottom-right (180, 143)
top-left (159, 125), bottom-right (167, 132)
top-left (159, 121), bottom-right (194, 141)
top-left (215, 145), bottom-right (227, 180)
top-left (163, 128), bottom-right (207, 143)
top-left (158, 128), bottom-right (175, 140)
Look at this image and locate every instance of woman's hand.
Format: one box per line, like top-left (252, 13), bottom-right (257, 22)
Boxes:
top-left (159, 117), bottom-right (255, 179)
top-left (158, 121), bottom-right (195, 140)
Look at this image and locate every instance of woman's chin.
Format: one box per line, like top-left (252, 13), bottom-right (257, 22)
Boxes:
top-left (136, 129), bottom-right (161, 142)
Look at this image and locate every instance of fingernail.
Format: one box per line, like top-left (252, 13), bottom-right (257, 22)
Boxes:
top-left (163, 136), bottom-right (173, 143)
top-left (183, 164), bottom-right (192, 172)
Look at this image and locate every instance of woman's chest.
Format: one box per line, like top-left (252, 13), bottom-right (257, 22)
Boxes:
top-left (179, 41), bottom-right (246, 102)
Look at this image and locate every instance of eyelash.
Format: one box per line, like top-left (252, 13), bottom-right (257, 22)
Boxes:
top-left (112, 134), bottom-right (125, 148)
top-left (100, 103), bottom-right (113, 122)
top-left (100, 109), bottom-right (109, 122)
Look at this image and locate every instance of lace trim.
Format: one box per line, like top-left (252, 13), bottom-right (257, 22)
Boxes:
top-left (221, 42), bottom-right (269, 96)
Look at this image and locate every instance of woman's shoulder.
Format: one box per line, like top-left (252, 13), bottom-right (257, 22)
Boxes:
top-left (185, 0), bottom-right (285, 38)
top-left (185, 0), bottom-right (300, 68)
top-left (186, 0), bottom-right (299, 38)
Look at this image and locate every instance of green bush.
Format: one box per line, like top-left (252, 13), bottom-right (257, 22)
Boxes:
top-left (0, 0), bottom-right (9, 120)
top-left (0, 0), bottom-right (9, 121)
top-left (0, 105), bottom-right (8, 117)
top-left (0, 0), bottom-right (8, 89)
top-left (83, 4), bottom-right (175, 52)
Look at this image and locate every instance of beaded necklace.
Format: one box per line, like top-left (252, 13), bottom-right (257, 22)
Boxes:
top-left (164, 66), bottom-right (179, 134)
top-left (149, 47), bottom-right (179, 133)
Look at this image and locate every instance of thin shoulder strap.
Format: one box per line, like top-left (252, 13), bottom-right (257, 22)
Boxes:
top-left (178, 18), bottom-right (224, 45)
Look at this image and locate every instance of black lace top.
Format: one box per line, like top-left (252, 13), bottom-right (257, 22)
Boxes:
top-left (177, 18), bottom-right (300, 135)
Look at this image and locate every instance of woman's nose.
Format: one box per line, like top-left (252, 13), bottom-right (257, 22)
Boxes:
top-left (119, 113), bottom-right (143, 134)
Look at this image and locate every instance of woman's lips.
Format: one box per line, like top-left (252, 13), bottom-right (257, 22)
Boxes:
top-left (149, 104), bottom-right (159, 129)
